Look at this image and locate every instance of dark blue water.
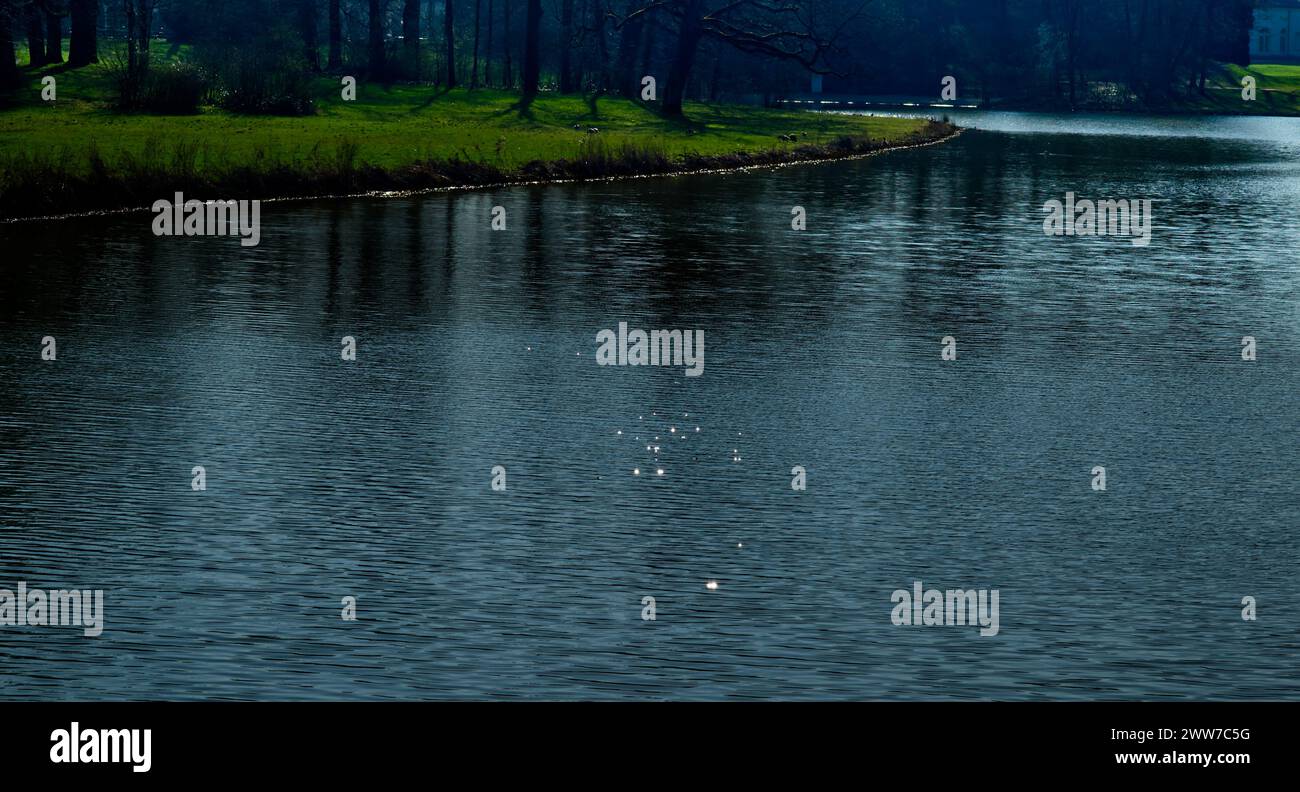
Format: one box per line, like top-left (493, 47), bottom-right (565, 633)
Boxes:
top-left (1, 112), bottom-right (1298, 699)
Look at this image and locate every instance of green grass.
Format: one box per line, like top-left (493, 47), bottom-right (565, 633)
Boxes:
top-left (1184, 62), bottom-right (1300, 115)
top-left (0, 42), bottom-right (936, 211)
top-left (0, 82), bottom-right (930, 172)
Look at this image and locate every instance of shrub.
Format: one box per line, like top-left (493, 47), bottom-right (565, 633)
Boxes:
top-left (140, 62), bottom-right (212, 114)
top-left (104, 49), bottom-right (212, 114)
top-left (196, 28), bottom-right (317, 117)
top-left (213, 62), bottom-right (316, 116)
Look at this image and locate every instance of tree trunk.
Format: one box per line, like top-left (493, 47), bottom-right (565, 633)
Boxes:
top-left (558, 0), bottom-right (572, 92)
top-left (614, 4), bottom-right (643, 98)
top-left (708, 53), bottom-right (719, 101)
top-left (574, 0), bottom-right (587, 90)
top-left (485, 0), bottom-right (493, 86)
top-left (328, 0), bottom-right (342, 69)
top-left (662, 0), bottom-right (703, 115)
top-left (502, 0), bottom-right (512, 88)
top-left (25, 3), bottom-right (46, 66)
top-left (471, 0), bottom-right (480, 87)
top-left (368, 0), bottom-right (386, 76)
top-left (403, 0), bottom-right (419, 78)
top-left (639, 13), bottom-right (654, 83)
top-left (124, 0), bottom-right (135, 78)
top-left (300, 0), bottom-right (321, 71)
top-left (68, 0), bottom-right (98, 66)
top-left (135, 0), bottom-right (151, 73)
top-left (444, 0), bottom-right (456, 87)
top-left (590, 0), bottom-right (607, 92)
top-left (44, 9), bottom-right (62, 65)
top-left (0, 0), bottom-right (18, 84)
top-left (521, 0), bottom-right (540, 96)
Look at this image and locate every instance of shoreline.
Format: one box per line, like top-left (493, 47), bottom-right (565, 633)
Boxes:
top-left (790, 99), bottom-right (1300, 119)
top-left (0, 121), bottom-right (960, 225)
top-left (981, 102), bottom-right (1300, 118)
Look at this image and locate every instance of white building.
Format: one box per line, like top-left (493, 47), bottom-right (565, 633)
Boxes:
top-left (1251, 1), bottom-right (1300, 63)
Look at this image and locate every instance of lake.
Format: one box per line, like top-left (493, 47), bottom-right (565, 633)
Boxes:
top-left (1, 110), bottom-right (1297, 700)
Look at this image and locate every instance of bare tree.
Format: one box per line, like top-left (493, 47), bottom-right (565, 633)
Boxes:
top-left (521, 0), bottom-right (539, 96)
top-left (582, 0), bottom-right (611, 91)
top-left (123, 0), bottom-right (155, 79)
top-left (328, 0), bottom-right (341, 69)
top-left (621, 0), bottom-right (836, 115)
top-left (67, 0), bottom-right (97, 66)
top-left (299, 0), bottom-right (321, 71)
top-left (485, 0), bottom-right (494, 85)
top-left (502, 0), bottom-right (512, 87)
top-left (368, 0), bottom-right (387, 75)
top-left (471, 0), bottom-right (480, 87)
top-left (613, 0), bottom-right (645, 97)
top-left (403, 0), bottom-right (420, 78)
top-left (24, 1), bottom-right (46, 66)
top-left (588, 0), bottom-right (609, 92)
top-left (559, 0), bottom-right (573, 91)
top-left (0, 0), bottom-right (18, 82)
top-left (444, 0), bottom-right (456, 86)
top-left (44, 0), bottom-right (63, 65)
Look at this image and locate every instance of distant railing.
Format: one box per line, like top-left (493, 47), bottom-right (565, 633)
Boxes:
top-left (775, 95), bottom-right (986, 111)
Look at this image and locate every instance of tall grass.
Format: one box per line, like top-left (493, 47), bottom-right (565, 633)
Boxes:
top-left (98, 45), bottom-right (212, 114)
top-left (0, 137), bottom-right (368, 217)
top-left (0, 120), bottom-right (957, 220)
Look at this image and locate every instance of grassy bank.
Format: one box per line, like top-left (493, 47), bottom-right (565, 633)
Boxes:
top-left (0, 50), bottom-right (954, 220)
top-left (1074, 62), bottom-right (1300, 115)
top-left (941, 62), bottom-right (1300, 116)
top-left (1195, 63), bottom-right (1300, 115)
